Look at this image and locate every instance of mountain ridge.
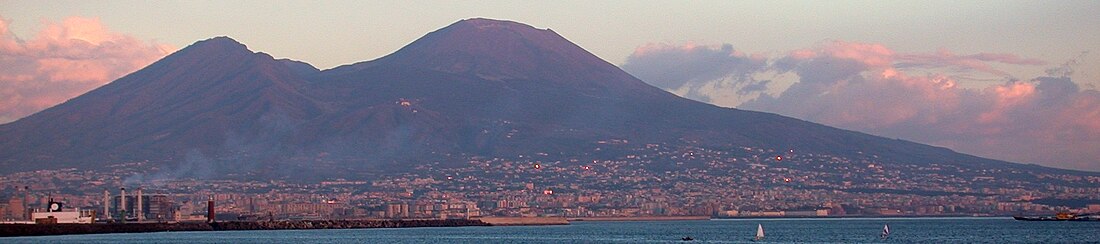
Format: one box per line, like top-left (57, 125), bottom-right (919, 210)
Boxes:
top-left (0, 36), bottom-right (323, 173)
top-left (0, 19), bottom-right (1094, 178)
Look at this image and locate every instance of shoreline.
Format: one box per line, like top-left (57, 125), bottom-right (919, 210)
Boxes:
top-left (713, 214), bottom-right (999, 220)
top-left (0, 219), bottom-right (490, 237)
top-left (565, 215), bottom-right (1009, 222)
top-left (0, 215), bottom-right (1046, 237)
top-left (568, 216), bottom-right (711, 221)
top-left (477, 216), bottom-right (569, 226)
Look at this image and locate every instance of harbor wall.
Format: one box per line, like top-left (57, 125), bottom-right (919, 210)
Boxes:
top-left (0, 219), bottom-right (490, 237)
top-left (0, 222), bottom-right (213, 237)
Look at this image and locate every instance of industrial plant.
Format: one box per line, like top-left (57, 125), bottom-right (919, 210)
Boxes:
top-left (0, 186), bottom-right (208, 224)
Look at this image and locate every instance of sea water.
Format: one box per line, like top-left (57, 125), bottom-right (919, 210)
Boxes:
top-left (3, 217), bottom-right (1097, 243)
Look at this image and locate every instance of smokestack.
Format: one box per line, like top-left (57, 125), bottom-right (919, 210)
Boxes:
top-left (135, 187), bottom-right (143, 221)
top-left (120, 187), bottom-right (127, 219)
top-left (207, 196), bottom-right (215, 223)
top-left (103, 190), bottom-right (111, 220)
top-left (21, 186), bottom-right (29, 221)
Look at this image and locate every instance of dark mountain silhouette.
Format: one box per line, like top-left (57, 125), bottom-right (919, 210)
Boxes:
top-left (0, 18), bottom-right (1088, 178)
top-left (0, 37), bottom-right (323, 174)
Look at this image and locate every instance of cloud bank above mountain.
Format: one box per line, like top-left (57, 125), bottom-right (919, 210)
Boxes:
top-left (625, 41), bottom-right (1100, 171)
top-left (0, 16), bottom-right (173, 123)
top-left (622, 43), bottom-right (772, 106)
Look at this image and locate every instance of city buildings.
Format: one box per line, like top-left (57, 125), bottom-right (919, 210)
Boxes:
top-left (0, 143), bottom-right (1097, 221)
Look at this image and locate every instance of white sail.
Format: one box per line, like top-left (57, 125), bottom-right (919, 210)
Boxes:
top-left (755, 224), bottom-right (765, 240)
top-left (881, 224), bottom-right (890, 238)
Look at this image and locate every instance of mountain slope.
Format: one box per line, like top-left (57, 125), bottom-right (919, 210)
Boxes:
top-left (304, 19), bottom-right (992, 168)
top-left (0, 37), bottom-right (322, 172)
top-left (0, 19), bottom-right (1089, 178)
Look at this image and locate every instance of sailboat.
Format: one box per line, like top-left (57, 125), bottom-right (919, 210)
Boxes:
top-left (880, 224), bottom-right (890, 239)
top-left (754, 224), bottom-right (765, 241)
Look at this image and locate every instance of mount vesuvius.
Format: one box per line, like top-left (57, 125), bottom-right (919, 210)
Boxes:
top-left (0, 18), bottom-right (1084, 179)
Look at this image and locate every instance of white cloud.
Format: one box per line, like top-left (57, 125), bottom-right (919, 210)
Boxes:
top-left (622, 43), bottom-right (768, 106)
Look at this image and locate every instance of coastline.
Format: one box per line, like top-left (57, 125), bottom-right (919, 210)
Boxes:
top-left (5, 217), bottom-right (1093, 242)
top-left (568, 216), bottom-right (711, 221)
top-left (2, 215), bottom-right (1049, 237)
top-left (0, 219), bottom-right (489, 237)
top-left (477, 216), bottom-right (569, 226)
top-left (713, 214), bottom-right (991, 220)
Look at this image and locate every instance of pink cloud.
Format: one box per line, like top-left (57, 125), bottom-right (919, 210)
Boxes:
top-left (0, 16), bottom-right (173, 123)
top-left (897, 49), bottom-right (1047, 77)
top-left (737, 41), bottom-right (1100, 171)
top-left (819, 41), bottom-right (895, 68)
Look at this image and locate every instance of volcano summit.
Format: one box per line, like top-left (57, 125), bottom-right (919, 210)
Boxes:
top-left (0, 18), bottom-right (1087, 180)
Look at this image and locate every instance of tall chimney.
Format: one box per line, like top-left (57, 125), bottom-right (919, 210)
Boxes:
top-left (21, 186), bottom-right (29, 220)
top-left (135, 187), bottom-right (143, 221)
top-left (103, 190), bottom-right (111, 220)
top-left (120, 187), bottom-right (127, 219)
top-left (207, 196), bottom-right (215, 223)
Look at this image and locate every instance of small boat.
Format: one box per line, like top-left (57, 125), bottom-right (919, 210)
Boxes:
top-left (754, 224), bottom-right (764, 241)
top-left (880, 224), bottom-right (890, 239)
top-left (681, 236), bottom-right (694, 241)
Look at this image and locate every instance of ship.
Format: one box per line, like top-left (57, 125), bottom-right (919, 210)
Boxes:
top-left (28, 200), bottom-right (97, 224)
top-left (1013, 212), bottom-right (1100, 221)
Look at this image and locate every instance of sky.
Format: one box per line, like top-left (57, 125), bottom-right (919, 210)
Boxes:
top-left (1, 0), bottom-right (1098, 171)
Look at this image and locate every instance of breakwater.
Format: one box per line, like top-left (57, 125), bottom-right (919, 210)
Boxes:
top-left (0, 222), bottom-right (212, 237)
top-left (477, 216), bottom-right (569, 226)
top-left (210, 219), bottom-right (489, 230)
top-left (0, 219), bottom-right (489, 237)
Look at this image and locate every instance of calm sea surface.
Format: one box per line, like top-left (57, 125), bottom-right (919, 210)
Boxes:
top-left (3, 217), bottom-right (1098, 243)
